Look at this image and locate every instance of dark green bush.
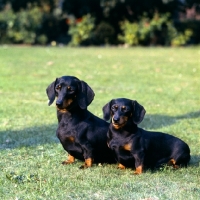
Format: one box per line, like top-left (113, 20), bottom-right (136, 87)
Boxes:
top-left (0, 2), bottom-right (198, 46)
top-left (118, 13), bottom-right (193, 46)
top-left (93, 21), bottom-right (115, 45)
top-left (0, 5), bottom-right (47, 44)
top-left (174, 20), bottom-right (200, 44)
top-left (68, 14), bottom-right (95, 46)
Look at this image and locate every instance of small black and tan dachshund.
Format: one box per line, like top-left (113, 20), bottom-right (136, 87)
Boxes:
top-left (103, 98), bottom-right (190, 174)
top-left (46, 76), bottom-right (115, 168)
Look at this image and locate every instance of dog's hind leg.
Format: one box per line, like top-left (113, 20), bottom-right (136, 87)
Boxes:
top-left (173, 153), bottom-right (190, 168)
top-left (168, 159), bottom-right (179, 169)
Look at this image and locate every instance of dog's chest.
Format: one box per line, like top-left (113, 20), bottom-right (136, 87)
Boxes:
top-left (109, 133), bottom-right (133, 152)
top-left (57, 120), bottom-right (77, 136)
top-left (56, 116), bottom-right (79, 140)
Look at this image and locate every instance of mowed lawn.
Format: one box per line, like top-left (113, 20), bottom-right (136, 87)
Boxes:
top-left (0, 46), bottom-right (200, 200)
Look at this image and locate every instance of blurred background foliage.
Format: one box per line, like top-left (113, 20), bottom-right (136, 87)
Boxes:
top-left (0, 0), bottom-right (200, 46)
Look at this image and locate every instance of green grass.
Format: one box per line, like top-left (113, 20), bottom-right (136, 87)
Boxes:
top-left (0, 46), bottom-right (200, 200)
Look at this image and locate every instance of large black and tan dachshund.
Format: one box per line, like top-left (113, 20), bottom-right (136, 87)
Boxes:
top-left (103, 98), bottom-right (190, 174)
top-left (46, 76), bottom-right (115, 168)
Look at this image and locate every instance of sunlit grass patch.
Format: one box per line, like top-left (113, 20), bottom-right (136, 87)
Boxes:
top-left (0, 46), bottom-right (200, 199)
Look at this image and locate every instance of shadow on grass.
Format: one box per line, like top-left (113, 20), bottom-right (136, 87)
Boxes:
top-left (0, 111), bottom-right (199, 169)
top-left (0, 124), bottom-right (59, 150)
top-left (141, 110), bottom-right (200, 130)
top-left (190, 155), bottom-right (200, 167)
top-left (0, 110), bottom-right (199, 150)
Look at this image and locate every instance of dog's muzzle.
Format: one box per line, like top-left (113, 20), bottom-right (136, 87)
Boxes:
top-left (56, 98), bottom-right (74, 113)
top-left (111, 117), bottom-right (127, 129)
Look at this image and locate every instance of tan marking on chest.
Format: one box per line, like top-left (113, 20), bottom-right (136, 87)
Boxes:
top-left (66, 136), bottom-right (75, 142)
top-left (123, 143), bottom-right (132, 151)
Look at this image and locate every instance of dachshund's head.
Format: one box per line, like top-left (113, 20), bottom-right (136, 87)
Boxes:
top-left (46, 76), bottom-right (94, 112)
top-left (103, 98), bottom-right (146, 129)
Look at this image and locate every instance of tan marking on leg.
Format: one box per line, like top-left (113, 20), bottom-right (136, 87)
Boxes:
top-left (173, 165), bottom-right (179, 169)
top-left (62, 154), bottom-right (75, 165)
top-left (56, 99), bottom-right (73, 113)
top-left (80, 158), bottom-right (93, 169)
top-left (118, 163), bottom-right (126, 169)
top-left (168, 159), bottom-right (179, 169)
top-left (85, 158), bottom-right (93, 167)
top-left (134, 165), bottom-right (143, 175)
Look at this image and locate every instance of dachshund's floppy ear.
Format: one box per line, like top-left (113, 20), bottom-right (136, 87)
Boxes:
top-left (77, 80), bottom-right (95, 109)
top-left (46, 78), bottom-right (57, 106)
top-left (132, 100), bottom-right (146, 124)
top-left (102, 100), bottom-right (113, 121)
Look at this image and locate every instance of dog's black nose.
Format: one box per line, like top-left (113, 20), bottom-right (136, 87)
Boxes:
top-left (113, 116), bottom-right (120, 123)
top-left (56, 100), bottom-right (63, 107)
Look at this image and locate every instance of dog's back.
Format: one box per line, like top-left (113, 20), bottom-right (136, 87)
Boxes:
top-left (140, 128), bottom-right (190, 168)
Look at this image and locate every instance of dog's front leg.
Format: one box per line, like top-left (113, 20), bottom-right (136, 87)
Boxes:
top-left (79, 143), bottom-right (94, 169)
top-left (116, 154), bottom-right (126, 170)
top-left (134, 165), bottom-right (143, 175)
top-left (80, 158), bottom-right (93, 169)
top-left (133, 153), bottom-right (144, 175)
top-left (62, 154), bottom-right (75, 165)
top-left (117, 163), bottom-right (126, 169)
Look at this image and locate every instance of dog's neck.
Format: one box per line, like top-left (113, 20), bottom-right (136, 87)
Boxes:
top-left (57, 106), bottom-right (87, 123)
top-left (112, 121), bottom-right (138, 134)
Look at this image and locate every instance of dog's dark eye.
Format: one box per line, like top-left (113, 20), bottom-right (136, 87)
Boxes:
top-left (56, 85), bottom-right (61, 90)
top-left (67, 86), bottom-right (74, 92)
top-left (121, 106), bottom-right (127, 112)
top-left (111, 105), bottom-right (118, 111)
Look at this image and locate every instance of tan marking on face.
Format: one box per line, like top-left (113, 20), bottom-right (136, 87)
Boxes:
top-left (63, 98), bottom-right (73, 108)
top-left (123, 143), bottom-right (132, 151)
top-left (57, 108), bottom-right (68, 113)
top-left (56, 98), bottom-right (73, 113)
top-left (62, 154), bottom-right (75, 165)
top-left (111, 116), bottom-right (128, 129)
top-left (134, 165), bottom-right (143, 175)
top-left (118, 163), bottom-right (126, 169)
